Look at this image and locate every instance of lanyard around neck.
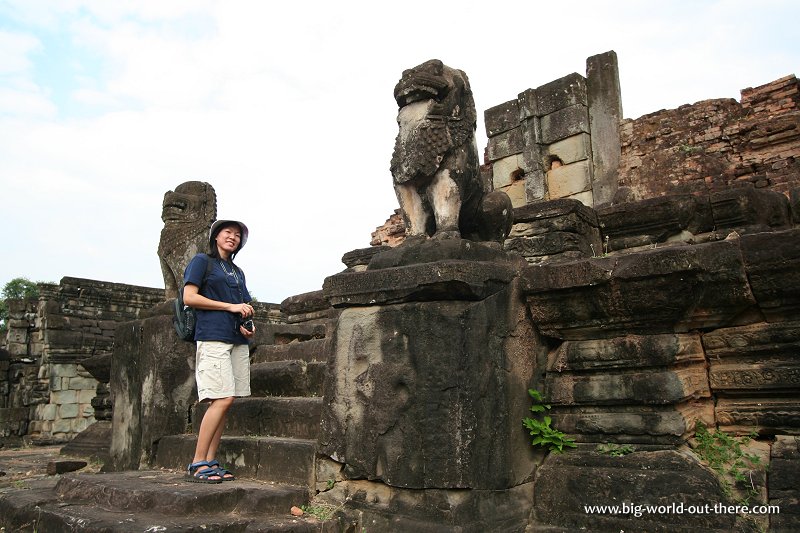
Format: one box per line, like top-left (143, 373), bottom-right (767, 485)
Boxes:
top-left (219, 260), bottom-right (244, 302)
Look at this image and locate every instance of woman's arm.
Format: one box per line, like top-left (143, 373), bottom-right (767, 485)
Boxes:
top-left (183, 284), bottom-right (254, 318)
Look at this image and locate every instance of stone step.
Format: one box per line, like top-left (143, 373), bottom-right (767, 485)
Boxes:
top-left (156, 434), bottom-right (317, 488)
top-left (0, 478), bottom-right (335, 532)
top-left (55, 471), bottom-right (307, 516)
top-left (250, 360), bottom-right (326, 397)
top-left (193, 397), bottom-right (322, 440)
top-left (252, 338), bottom-right (330, 364)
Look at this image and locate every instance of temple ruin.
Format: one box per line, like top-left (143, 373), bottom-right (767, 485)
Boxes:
top-left (1, 51), bottom-right (799, 532)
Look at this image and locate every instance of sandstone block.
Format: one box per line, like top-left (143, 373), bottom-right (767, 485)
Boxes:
top-left (566, 189), bottom-right (593, 206)
top-left (716, 398), bottom-right (800, 435)
top-left (46, 460), bottom-right (87, 475)
top-left (50, 364), bottom-right (78, 379)
top-left (487, 126), bottom-right (523, 161)
top-left (547, 160), bottom-right (592, 198)
top-left (77, 389), bottom-right (95, 404)
top-left (325, 240), bottom-right (522, 307)
top-left (37, 403), bottom-right (57, 421)
top-left (280, 289), bottom-right (329, 316)
top-left (331, 479), bottom-right (534, 532)
top-left (58, 403), bottom-right (79, 419)
top-left (52, 418), bottom-right (72, 434)
top-left (545, 364), bottom-right (710, 406)
top-left (740, 229), bottom-right (800, 321)
top-left (703, 321), bottom-right (800, 392)
top-left (523, 240), bottom-right (756, 339)
top-left (492, 153), bottom-right (524, 189)
top-left (497, 179), bottom-right (526, 208)
top-left (597, 194), bottom-right (714, 250)
top-left (535, 72), bottom-right (588, 117)
top-left (484, 99), bottom-right (519, 137)
top-left (49, 376), bottom-right (64, 391)
top-left (68, 376), bottom-right (98, 391)
top-left (540, 104), bottom-right (590, 145)
top-left (550, 334), bottom-right (704, 371)
top-left (51, 390), bottom-right (77, 405)
top-left (340, 247), bottom-right (389, 271)
top-left (710, 187), bottom-right (791, 231)
top-left (550, 401), bottom-right (713, 444)
top-left (517, 88), bottom-right (538, 119)
top-left (546, 133), bottom-right (591, 165)
top-left (107, 315), bottom-right (196, 471)
top-left (320, 282), bottom-right (537, 490)
top-left (512, 198), bottom-right (599, 232)
top-left (533, 449), bottom-right (761, 532)
top-left (505, 232), bottom-right (591, 260)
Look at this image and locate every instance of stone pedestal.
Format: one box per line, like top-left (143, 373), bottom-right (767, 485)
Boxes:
top-left (320, 239), bottom-right (539, 528)
top-left (106, 315), bottom-right (196, 471)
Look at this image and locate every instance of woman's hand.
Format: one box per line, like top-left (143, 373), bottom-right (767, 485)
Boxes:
top-left (239, 324), bottom-right (256, 339)
top-left (229, 302), bottom-right (254, 318)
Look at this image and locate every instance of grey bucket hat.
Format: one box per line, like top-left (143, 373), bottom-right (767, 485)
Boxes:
top-left (209, 219), bottom-right (249, 252)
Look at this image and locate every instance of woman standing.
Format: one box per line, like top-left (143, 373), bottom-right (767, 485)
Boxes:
top-left (183, 219), bottom-right (254, 483)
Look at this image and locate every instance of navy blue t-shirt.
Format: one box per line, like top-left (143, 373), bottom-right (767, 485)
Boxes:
top-left (184, 253), bottom-right (252, 344)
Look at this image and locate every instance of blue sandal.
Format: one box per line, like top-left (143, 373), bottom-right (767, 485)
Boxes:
top-left (186, 461), bottom-right (222, 484)
top-left (207, 460), bottom-right (236, 481)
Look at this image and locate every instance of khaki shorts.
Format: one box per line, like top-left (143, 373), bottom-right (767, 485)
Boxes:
top-left (196, 341), bottom-right (251, 402)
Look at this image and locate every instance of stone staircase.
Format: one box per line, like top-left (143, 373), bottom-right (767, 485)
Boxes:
top-left (0, 319), bottom-right (341, 532)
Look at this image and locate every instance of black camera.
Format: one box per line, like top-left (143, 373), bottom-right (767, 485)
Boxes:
top-left (238, 319), bottom-right (255, 332)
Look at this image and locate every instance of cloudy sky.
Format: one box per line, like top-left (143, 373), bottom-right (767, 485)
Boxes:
top-left (1, 0), bottom-right (797, 304)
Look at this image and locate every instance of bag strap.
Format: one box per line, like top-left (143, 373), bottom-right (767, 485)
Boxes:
top-left (199, 253), bottom-right (214, 292)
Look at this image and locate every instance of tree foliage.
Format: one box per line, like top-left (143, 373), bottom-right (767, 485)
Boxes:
top-left (0, 277), bottom-right (43, 334)
top-left (2, 277), bottom-right (40, 300)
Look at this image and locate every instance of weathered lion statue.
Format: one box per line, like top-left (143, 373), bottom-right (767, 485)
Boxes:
top-left (157, 181), bottom-right (217, 299)
top-left (390, 59), bottom-right (512, 242)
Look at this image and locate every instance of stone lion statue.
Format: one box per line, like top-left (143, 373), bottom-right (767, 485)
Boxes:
top-left (390, 59), bottom-right (512, 242)
top-left (157, 181), bottom-right (217, 299)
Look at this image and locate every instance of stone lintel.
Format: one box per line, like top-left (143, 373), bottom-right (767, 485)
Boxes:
top-left (513, 198), bottom-right (599, 227)
top-left (522, 240), bottom-right (755, 340)
top-left (504, 232), bottom-right (593, 259)
top-left (549, 401), bottom-right (713, 444)
top-left (323, 260), bottom-right (518, 307)
top-left (550, 333), bottom-right (704, 371)
top-left (545, 364), bottom-right (710, 406)
top-left (716, 398), bottom-right (800, 435)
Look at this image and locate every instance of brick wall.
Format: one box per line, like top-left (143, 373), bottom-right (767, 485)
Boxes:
top-left (618, 75), bottom-right (800, 200)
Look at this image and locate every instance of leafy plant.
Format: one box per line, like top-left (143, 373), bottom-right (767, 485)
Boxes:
top-left (522, 389), bottom-right (576, 454)
top-left (596, 443), bottom-right (635, 456)
top-left (301, 503), bottom-right (337, 521)
top-left (693, 422), bottom-right (762, 504)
